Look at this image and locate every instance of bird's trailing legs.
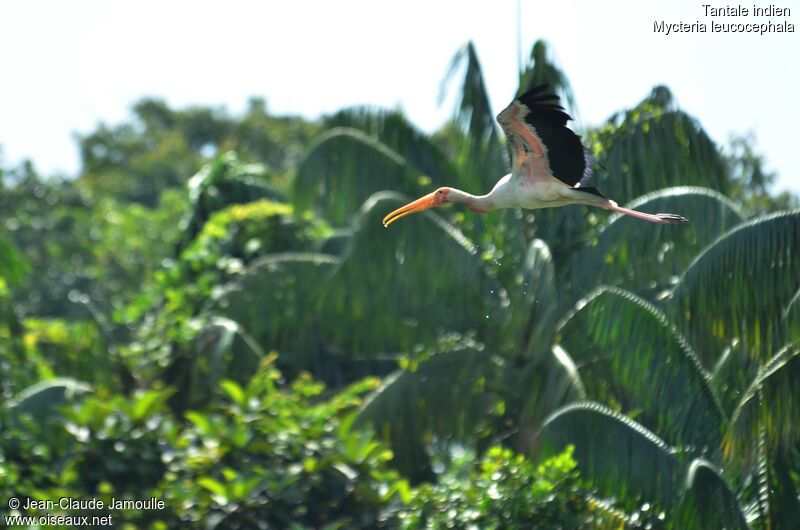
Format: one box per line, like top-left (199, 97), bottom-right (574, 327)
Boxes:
top-left (603, 201), bottom-right (689, 224)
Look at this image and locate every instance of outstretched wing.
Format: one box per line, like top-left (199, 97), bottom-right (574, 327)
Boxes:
top-left (497, 85), bottom-right (590, 189)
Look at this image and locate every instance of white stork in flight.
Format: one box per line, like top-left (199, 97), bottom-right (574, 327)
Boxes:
top-left (382, 85), bottom-right (688, 227)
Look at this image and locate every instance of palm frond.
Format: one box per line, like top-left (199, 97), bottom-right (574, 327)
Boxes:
top-left (675, 459), bottom-right (749, 530)
top-left (540, 401), bottom-right (681, 511)
top-left (355, 348), bottom-right (500, 481)
top-left (502, 239), bottom-right (559, 358)
top-left (210, 253), bottom-right (340, 379)
top-left (317, 228), bottom-right (353, 256)
top-left (589, 87), bottom-right (730, 204)
top-left (186, 316), bottom-right (266, 406)
top-left (324, 106), bottom-right (462, 187)
top-left (9, 378), bottom-right (92, 423)
top-left (763, 449), bottom-right (800, 530)
top-left (293, 128), bottom-right (426, 225)
top-left (669, 209), bottom-right (800, 364)
top-left (725, 344), bottom-right (800, 461)
top-left (441, 41), bottom-right (505, 184)
top-left (517, 40), bottom-right (577, 118)
top-left (570, 187), bottom-right (744, 298)
top-left (780, 287), bottom-right (800, 348)
top-left (526, 204), bottom-right (594, 279)
top-left (512, 346), bottom-right (586, 454)
top-left (710, 340), bottom-right (761, 420)
top-left (557, 287), bottom-right (725, 453)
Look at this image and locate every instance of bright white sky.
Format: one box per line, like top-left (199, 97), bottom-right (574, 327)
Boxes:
top-left (1, 0), bottom-right (799, 195)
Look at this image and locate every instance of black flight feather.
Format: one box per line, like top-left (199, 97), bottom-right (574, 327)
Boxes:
top-left (514, 85), bottom-right (586, 187)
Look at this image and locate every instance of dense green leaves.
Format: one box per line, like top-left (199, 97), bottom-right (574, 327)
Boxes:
top-left (161, 362), bottom-right (399, 529)
top-left (180, 151), bottom-right (287, 245)
top-left (394, 445), bottom-right (614, 530)
top-left (0, 236), bottom-right (29, 288)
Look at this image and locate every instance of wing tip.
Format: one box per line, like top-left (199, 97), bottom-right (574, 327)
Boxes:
top-left (514, 85), bottom-right (572, 123)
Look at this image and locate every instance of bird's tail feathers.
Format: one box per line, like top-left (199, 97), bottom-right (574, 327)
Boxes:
top-left (578, 150), bottom-right (596, 187)
top-left (572, 185), bottom-right (606, 199)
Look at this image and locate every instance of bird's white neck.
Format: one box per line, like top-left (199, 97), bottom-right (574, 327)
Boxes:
top-left (447, 174), bottom-right (516, 212)
top-left (446, 188), bottom-right (497, 212)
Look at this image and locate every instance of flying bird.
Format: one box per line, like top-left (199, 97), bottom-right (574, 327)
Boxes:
top-left (382, 85), bottom-right (688, 227)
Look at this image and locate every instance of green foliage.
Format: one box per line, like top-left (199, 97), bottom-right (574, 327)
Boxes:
top-left (675, 460), bottom-right (749, 530)
top-left (294, 128), bottom-right (428, 225)
top-left (77, 97), bottom-right (317, 206)
top-left (569, 187), bottom-right (744, 297)
top-left (59, 387), bottom-right (175, 499)
top-left (182, 199), bottom-right (330, 278)
top-left (1, 39), bottom-right (798, 529)
top-left (517, 40), bottom-right (577, 117)
top-left (558, 288), bottom-right (725, 453)
top-left (160, 359), bottom-right (401, 529)
top-left (394, 445), bottom-right (614, 530)
top-left (725, 344), bottom-right (800, 462)
top-left (589, 86), bottom-right (730, 204)
top-left (180, 151), bottom-right (287, 246)
top-left (0, 166), bottom-right (186, 322)
top-left (212, 253), bottom-right (339, 380)
top-left (441, 41), bottom-right (506, 188)
top-left (0, 236), bottom-right (30, 289)
top-left (356, 347), bottom-right (502, 481)
top-left (320, 193), bottom-right (503, 358)
top-left (324, 107), bottom-right (462, 189)
top-left (149, 187), bottom-right (330, 331)
top-left (670, 208), bottom-right (800, 364)
top-left (725, 132), bottom-right (799, 216)
top-left (542, 401), bottom-right (681, 513)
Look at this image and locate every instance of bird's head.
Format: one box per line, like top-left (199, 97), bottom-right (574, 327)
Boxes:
top-left (382, 187), bottom-right (451, 227)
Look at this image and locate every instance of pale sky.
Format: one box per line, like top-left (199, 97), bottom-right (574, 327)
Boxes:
top-left (1, 0), bottom-right (799, 195)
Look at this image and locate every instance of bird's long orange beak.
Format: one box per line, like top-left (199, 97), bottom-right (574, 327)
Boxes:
top-left (382, 192), bottom-right (439, 227)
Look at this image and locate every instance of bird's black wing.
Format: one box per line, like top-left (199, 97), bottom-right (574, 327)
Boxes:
top-left (497, 85), bottom-right (588, 189)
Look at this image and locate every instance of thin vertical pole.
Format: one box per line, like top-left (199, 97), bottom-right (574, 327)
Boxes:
top-left (516, 0), bottom-right (522, 74)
